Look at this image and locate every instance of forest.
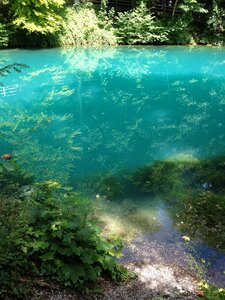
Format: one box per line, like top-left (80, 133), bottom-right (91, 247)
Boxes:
top-left (0, 0), bottom-right (224, 48)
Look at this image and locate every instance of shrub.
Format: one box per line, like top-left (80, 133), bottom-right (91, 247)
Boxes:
top-left (165, 16), bottom-right (195, 45)
top-left (0, 163), bottom-right (125, 298)
top-left (199, 281), bottom-right (225, 300)
top-left (59, 6), bottom-right (117, 46)
top-left (203, 0), bottom-right (225, 45)
top-left (26, 192), bottom-right (123, 286)
top-left (0, 189), bottom-right (125, 298)
top-left (0, 197), bottom-right (32, 299)
top-left (115, 2), bottom-right (168, 45)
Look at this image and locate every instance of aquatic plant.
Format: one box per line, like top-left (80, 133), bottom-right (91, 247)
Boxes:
top-left (0, 84), bottom-right (82, 184)
top-left (130, 160), bottom-right (183, 196)
top-left (174, 190), bottom-right (225, 250)
top-left (97, 173), bottom-right (123, 199)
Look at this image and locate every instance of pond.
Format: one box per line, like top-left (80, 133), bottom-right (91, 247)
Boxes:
top-left (1, 46), bottom-right (225, 287)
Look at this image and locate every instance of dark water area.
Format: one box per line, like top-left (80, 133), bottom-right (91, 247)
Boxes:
top-left (1, 46), bottom-right (225, 287)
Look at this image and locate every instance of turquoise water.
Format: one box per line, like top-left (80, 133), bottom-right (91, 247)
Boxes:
top-left (1, 46), bottom-right (225, 287)
top-left (1, 46), bottom-right (225, 182)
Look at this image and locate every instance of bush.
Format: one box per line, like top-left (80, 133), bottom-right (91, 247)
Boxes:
top-left (0, 197), bottom-right (32, 299)
top-left (203, 0), bottom-right (225, 45)
top-left (165, 16), bottom-right (195, 45)
top-left (199, 281), bottom-right (225, 300)
top-left (59, 6), bottom-right (117, 46)
top-left (0, 170), bottom-right (125, 298)
top-left (115, 2), bottom-right (168, 45)
top-left (26, 192), bottom-right (123, 286)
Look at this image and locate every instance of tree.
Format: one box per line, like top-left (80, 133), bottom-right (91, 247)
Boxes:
top-left (10, 0), bottom-right (65, 34)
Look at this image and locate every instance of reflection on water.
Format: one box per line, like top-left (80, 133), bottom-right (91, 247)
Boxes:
top-left (1, 46), bottom-right (225, 180)
top-left (1, 46), bottom-right (225, 287)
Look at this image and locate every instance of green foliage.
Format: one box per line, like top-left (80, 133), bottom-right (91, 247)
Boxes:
top-left (165, 16), bottom-right (195, 45)
top-left (175, 191), bottom-right (225, 249)
top-left (203, 0), bottom-right (225, 45)
top-left (199, 281), bottom-right (225, 300)
top-left (98, 0), bottom-right (115, 31)
top-left (0, 164), bottom-right (125, 298)
top-left (115, 2), bottom-right (168, 45)
top-left (130, 160), bottom-right (183, 196)
top-left (97, 173), bottom-right (123, 199)
top-left (0, 83), bottom-right (81, 183)
top-left (25, 193), bottom-right (123, 286)
top-left (0, 63), bottom-right (29, 78)
top-left (177, 0), bottom-right (208, 14)
top-left (10, 0), bottom-right (65, 34)
top-left (59, 6), bottom-right (117, 46)
top-left (163, 0), bottom-right (208, 44)
top-left (0, 196), bottom-right (33, 299)
top-left (0, 0), bottom-right (224, 47)
top-left (0, 23), bottom-right (9, 48)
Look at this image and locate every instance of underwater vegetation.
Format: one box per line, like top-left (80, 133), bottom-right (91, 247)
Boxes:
top-left (96, 173), bottom-right (123, 199)
top-left (73, 155), bottom-right (225, 252)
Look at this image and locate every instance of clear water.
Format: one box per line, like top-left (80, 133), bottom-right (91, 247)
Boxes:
top-left (1, 46), bottom-right (225, 181)
top-left (1, 46), bottom-right (225, 286)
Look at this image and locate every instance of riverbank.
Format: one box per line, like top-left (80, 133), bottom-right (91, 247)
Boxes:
top-left (31, 265), bottom-right (198, 300)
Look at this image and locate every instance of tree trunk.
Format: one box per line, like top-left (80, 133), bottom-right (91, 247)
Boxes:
top-left (172, 0), bottom-right (179, 17)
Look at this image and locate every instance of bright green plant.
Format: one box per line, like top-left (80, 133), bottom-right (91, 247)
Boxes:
top-left (60, 6), bottom-right (117, 46)
top-left (0, 196), bottom-right (33, 299)
top-left (115, 2), bottom-right (168, 45)
top-left (10, 0), bottom-right (64, 34)
top-left (0, 168), bottom-right (126, 297)
top-left (199, 281), bottom-right (225, 300)
top-left (25, 192), bottom-right (124, 286)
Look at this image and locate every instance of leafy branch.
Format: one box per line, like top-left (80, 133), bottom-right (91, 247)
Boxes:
top-left (0, 63), bottom-right (29, 77)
